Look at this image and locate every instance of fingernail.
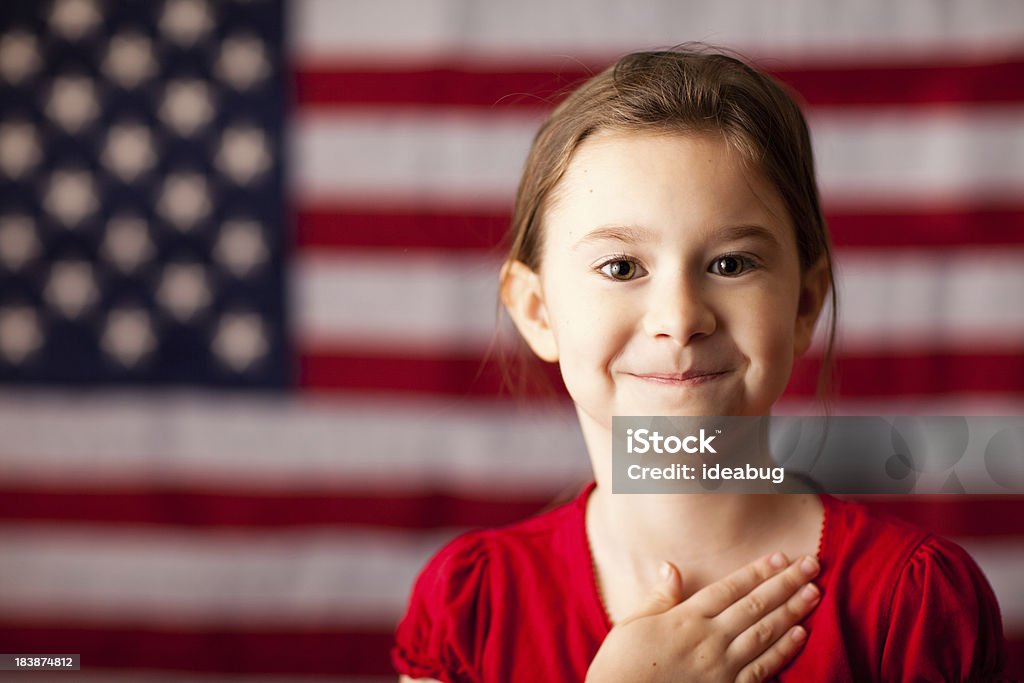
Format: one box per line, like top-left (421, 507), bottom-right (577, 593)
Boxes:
top-left (800, 556), bottom-right (819, 576)
top-left (801, 583), bottom-right (819, 601)
top-left (660, 562), bottom-right (672, 580)
top-left (790, 626), bottom-right (807, 643)
top-left (769, 552), bottom-right (787, 569)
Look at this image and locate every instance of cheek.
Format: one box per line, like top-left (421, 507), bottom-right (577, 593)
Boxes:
top-left (748, 277), bottom-right (800, 346)
top-left (549, 281), bottom-right (622, 353)
top-left (553, 303), bottom-right (613, 369)
top-left (737, 294), bottom-right (799, 394)
top-left (547, 290), bottom-right (629, 397)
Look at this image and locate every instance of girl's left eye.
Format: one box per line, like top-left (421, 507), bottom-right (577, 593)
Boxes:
top-left (709, 254), bottom-right (757, 277)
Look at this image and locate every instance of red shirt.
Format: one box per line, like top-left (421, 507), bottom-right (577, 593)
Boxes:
top-left (393, 483), bottom-right (1005, 682)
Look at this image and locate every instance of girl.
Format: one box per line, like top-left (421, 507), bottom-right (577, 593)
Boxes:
top-left (392, 47), bottom-right (1005, 682)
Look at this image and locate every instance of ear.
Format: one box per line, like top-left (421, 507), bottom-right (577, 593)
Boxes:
top-left (793, 256), bottom-right (831, 357)
top-left (500, 260), bottom-right (559, 362)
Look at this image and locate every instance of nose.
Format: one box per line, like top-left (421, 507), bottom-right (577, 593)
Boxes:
top-left (641, 272), bottom-right (717, 343)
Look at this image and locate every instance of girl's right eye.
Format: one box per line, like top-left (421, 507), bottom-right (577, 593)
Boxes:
top-left (597, 257), bottom-right (647, 281)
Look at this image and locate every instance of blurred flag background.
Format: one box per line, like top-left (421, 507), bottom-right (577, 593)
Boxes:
top-left (1, 0), bottom-right (1023, 679)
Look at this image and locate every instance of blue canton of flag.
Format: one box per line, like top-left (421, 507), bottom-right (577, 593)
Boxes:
top-left (0, 0), bottom-right (286, 387)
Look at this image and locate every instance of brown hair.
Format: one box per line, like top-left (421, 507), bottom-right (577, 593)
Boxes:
top-left (502, 44), bottom-right (837, 398)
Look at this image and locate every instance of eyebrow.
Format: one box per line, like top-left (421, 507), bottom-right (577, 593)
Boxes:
top-left (717, 224), bottom-right (783, 249)
top-left (572, 224), bottom-right (658, 250)
top-left (572, 223), bottom-right (782, 250)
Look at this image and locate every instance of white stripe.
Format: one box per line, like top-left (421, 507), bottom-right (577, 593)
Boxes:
top-left (295, 249), bottom-right (1024, 354)
top-left (811, 107), bottom-right (1024, 205)
top-left (294, 251), bottom-right (509, 353)
top-left (290, 107), bottom-right (1024, 207)
top-left (0, 524), bottom-right (457, 628)
top-left (291, 0), bottom-right (1024, 64)
top-left (290, 109), bottom-right (541, 206)
top-left (0, 524), bottom-right (1021, 632)
top-left (0, 391), bottom-right (589, 492)
top-left (832, 249), bottom-right (1024, 351)
top-left (775, 396), bottom-right (1024, 417)
top-left (2, 392), bottom-right (1023, 490)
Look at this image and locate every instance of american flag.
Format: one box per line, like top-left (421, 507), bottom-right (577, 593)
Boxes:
top-left (0, 0), bottom-right (1022, 679)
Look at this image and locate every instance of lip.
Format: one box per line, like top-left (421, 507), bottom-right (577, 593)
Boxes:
top-left (628, 370), bottom-right (729, 385)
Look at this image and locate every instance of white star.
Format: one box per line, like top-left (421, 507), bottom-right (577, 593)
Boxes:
top-left (44, 260), bottom-right (100, 319)
top-left (100, 215), bottom-right (154, 273)
top-left (102, 32), bottom-right (158, 89)
top-left (157, 172), bottom-right (211, 231)
top-left (0, 121), bottom-right (42, 179)
top-left (49, 0), bottom-right (102, 41)
top-left (214, 219), bottom-right (268, 278)
top-left (160, 0), bottom-right (214, 47)
top-left (215, 125), bottom-right (272, 185)
top-left (0, 215), bottom-right (41, 272)
top-left (212, 311), bottom-right (268, 372)
top-left (158, 79), bottom-right (215, 137)
top-left (101, 307), bottom-right (158, 368)
top-left (215, 34), bottom-right (271, 90)
top-left (45, 75), bottom-right (100, 134)
top-left (43, 169), bottom-right (99, 228)
top-left (102, 122), bottom-right (157, 182)
top-left (0, 31), bottom-right (42, 84)
top-left (0, 306), bottom-right (44, 365)
top-left (156, 262), bottom-right (211, 322)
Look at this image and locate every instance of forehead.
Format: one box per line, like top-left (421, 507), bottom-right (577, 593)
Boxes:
top-left (543, 129), bottom-right (793, 248)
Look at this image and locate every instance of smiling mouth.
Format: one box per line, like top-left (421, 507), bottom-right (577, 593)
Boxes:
top-left (628, 370), bottom-right (729, 385)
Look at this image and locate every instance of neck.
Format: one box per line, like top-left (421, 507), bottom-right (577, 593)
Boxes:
top-left (579, 409), bottom-right (788, 573)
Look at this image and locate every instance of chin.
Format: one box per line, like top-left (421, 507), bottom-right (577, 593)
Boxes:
top-left (621, 400), bottom-right (737, 417)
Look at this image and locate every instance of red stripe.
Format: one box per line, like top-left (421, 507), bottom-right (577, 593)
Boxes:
top-left (0, 488), bottom-right (554, 530)
top-left (0, 624), bottom-right (394, 675)
top-left (774, 58), bottom-right (1024, 107)
top-left (299, 350), bottom-right (565, 397)
top-left (790, 353), bottom-right (1024, 397)
top-left (2, 488), bottom-right (1023, 537)
top-left (295, 205), bottom-right (1024, 252)
top-left (826, 208), bottom-right (1024, 249)
top-left (854, 498), bottom-right (1024, 540)
top-left (1, 624), bottom-right (1022, 677)
top-left (296, 205), bottom-right (510, 251)
top-left (299, 351), bottom-right (1024, 398)
top-left (294, 64), bottom-right (583, 109)
top-left (293, 58), bottom-right (1024, 109)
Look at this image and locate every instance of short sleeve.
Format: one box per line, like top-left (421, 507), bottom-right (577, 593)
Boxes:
top-left (392, 532), bottom-right (492, 683)
top-left (881, 535), bottom-right (1006, 681)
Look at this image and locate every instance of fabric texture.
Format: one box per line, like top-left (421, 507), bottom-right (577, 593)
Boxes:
top-left (393, 483), bottom-right (1005, 682)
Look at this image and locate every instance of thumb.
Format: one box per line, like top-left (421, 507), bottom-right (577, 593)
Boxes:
top-left (621, 561), bottom-right (685, 625)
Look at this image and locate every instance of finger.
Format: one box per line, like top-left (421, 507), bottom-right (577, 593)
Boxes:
top-left (620, 561), bottom-right (685, 624)
top-left (727, 579), bottom-right (820, 661)
top-left (734, 625), bottom-right (808, 683)
top-left (686, 551), bottom-right (789, 617)
top-left (716, 555), bottom-right (820, 638)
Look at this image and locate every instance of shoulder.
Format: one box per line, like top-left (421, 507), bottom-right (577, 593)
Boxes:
top-left (821, 496), bottom-right (1006, 679)
top-left (391, 530), bottom-right (491, 682)
top-left (414, 484), bottom-right (588, 592)
top-left (821, 495), bottom-right (1000, 613)
top-left (392, 485), bottom-right (591, 681)
top-left (821, 495), bottom-right (931, 564)
top-left (882, 531), bottom-right (1006, 680)
top-left (822, 495), bottom-right (997, 590)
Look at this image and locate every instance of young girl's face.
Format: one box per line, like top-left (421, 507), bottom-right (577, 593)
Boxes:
top-left (509, 130), bottom-right (824, 427)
